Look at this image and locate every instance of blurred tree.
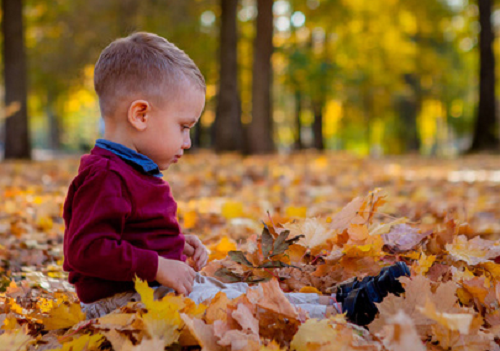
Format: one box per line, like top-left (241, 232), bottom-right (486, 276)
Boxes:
top-left (214, 0), bottom-right (244, 152)
top-left (2, 0), bottom-right (31, 159)
top-left (247, 0), bottom-right (274, 154)
top-left (284, 35), bottom-right (307, 149)
top-left (469, 0), bottom-right (497, 152)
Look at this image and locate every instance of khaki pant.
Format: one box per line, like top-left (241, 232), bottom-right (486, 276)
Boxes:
top-left (81, 273), bottom-right (327, 319)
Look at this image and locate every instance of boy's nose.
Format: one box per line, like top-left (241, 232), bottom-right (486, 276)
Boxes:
top-left (182, 133), bottom-right (192, 149)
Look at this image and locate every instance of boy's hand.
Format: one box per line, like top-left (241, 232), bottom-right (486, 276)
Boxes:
top-left (183, 234), bottom-right (208, 271)
top-left (155, 257), bottom-right (196, 296)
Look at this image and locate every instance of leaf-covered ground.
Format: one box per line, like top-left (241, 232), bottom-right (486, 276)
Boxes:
top-left (1, 152), bottom-right (500, 350)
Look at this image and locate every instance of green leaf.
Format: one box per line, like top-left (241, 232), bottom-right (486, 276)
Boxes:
top-left (214, 268), bottom-right (244, 283)
top-left (261, 226), bottom-right (274, 258)
top-left (286, 234), bottom-right (305, 246)
top-left (228, 251), bottom-right (254, 267)
top-left (271, 230), bottom-right (291, 256)
top-left (258, 260), bottom-right (293, 269)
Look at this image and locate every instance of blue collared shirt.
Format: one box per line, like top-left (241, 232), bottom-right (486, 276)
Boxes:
top-left (95, 139), bottom-right (163, 178)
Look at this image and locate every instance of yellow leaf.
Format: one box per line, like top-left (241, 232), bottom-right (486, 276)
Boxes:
top-left (208, 236), bottom-right (237, 261)
top-left (417, 299), bottom-right (473, 334)
top-left (342, 236), bottom-right (384, 258)
top-left (299, 286), bottom-right (321, 294)
top-left (291, 318), bottom-right (349, 351)
top-left (47, 334), bottom-right (104, 351)
top-left (415, 253), bottom-right (436, 275)
top-left (481, 262), bottom-right (500, 279)
top-left (221, 201), bottom-right (243, 219)
top-left (36, 216), bottom-right (53, 230)
top-left (446, 235), bottom-right (500, 266)
top-left (2, 314), bottom-right (20, 330)
top-left (134, 278), bottom-right (184, 347)
top-left (0, 329), bottom-right (32, 351)
top-left (285, 206), bottom-right (307, 218)
top-left (182, 210), bottom-right (198, 229)
top-left (42, 302), bottom-right (86, 330)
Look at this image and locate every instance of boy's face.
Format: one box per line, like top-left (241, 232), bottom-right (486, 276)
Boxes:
top-left (138, 85), bottom-right (205, 170)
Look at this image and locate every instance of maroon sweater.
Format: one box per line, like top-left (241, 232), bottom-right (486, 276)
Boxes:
top-left (63, 147), bottom-right (186, 303)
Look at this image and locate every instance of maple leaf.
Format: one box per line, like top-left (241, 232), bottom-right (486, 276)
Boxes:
top-left (369, 217), bottom-right (408, 236)
top-left (95, 313), bottom-right (136, 330)
top-left (218, 329), bottom-right (260, 351)
top-left (371, 275), bottom-right (460, 337)
top-left (247, 278), bottom-right (298, 319)
top-left (446, 235), bottom-right (500, 266)
top-left (231, 303), bottom-right (259, 336)
top-left (47, 333), bottom-right (105, 351)
top-left (430, 324), bottom-right (494, 351)
top-left (41, 301), bottom-right (86, 330)
top-left (290, 318), bottom-right (352, 351)
top-left (417, 299), bottom-right (473, 334)
top-left (381, 310), bottom-right (426, 351)
top-left (414, 253), bottom-right (436, 275)
top-left (347, 223), bottom-right (369, 243)
top-left (208, 236), bottom-right (237, 261)
top-left (0, 328), bottom-right (32, 351)
top-left (330, 188), bottom-right (387, 232)
top-left (381, 224), bottom-right (431, 252)
top-left (134, 278), bottom-right (184, 347)
top-left (283, 218), bottom-right (335, 250)
top-left (180, 313), bottom-right (223, 351)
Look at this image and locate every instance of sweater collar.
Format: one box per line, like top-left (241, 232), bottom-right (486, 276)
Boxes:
top-left (95, 139), bottom-right (163, 178)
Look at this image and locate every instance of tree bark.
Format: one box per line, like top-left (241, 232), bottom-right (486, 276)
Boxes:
top-left (312, 101), bottom-right (324, 150)
top-left (294, 90), bottom-right (303, 150)
top-left (469, 0), bottom-right (498, 152)
top-left (2, 0), bottom-right (31, 159)
top-left (247, 0), bottom-right (274, 154)
top-left (214, 0), bottom-right (243, 152)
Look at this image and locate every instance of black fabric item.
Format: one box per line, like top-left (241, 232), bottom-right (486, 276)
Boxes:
top-left (338, 261), bottom-right (411, 326)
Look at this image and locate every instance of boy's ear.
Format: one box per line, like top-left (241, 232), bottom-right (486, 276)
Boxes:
top-left (127, 100), bottom-right (150, 131)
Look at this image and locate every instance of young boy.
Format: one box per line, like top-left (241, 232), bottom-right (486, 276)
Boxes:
top-left (63, 32), bottom-right (409, 325)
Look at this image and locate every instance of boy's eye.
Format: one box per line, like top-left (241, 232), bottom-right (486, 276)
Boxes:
top-left (182, 125), bottom-right (190, 130)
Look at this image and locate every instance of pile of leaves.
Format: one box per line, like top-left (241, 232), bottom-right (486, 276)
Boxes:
top-left (1, 154), bottom-right (500, 350)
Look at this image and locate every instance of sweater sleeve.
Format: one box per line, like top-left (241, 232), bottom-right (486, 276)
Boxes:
top-left (64, 168), bottom-right (158, 282)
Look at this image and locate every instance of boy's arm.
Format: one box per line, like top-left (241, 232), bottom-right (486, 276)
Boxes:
top-left (64, 169), bottom-right (158, 282)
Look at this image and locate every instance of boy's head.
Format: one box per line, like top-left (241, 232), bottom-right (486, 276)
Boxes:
top-left (94, 32), bottom-right (206, 170)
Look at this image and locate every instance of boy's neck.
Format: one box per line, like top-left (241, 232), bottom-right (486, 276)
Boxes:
top-left (103, 128), bottom-right (138, 152)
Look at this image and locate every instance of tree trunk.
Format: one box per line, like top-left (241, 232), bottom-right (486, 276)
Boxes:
top-left (294, 90), bottom-right (303, 150)
top-left (214, 0), bottom-right (243, 152)
top-left (46, 90), bottom-right (61, 150)
top-left (399, 74), bottom-right (421, 152)
top-left (247, 0), bottom-right (274, 154)
top-left (312, 102), bottom-right (324, 150)
top-left (2, 0), bottom-right (31, 159)
top-left (470, 0), bottom-right (497, 152)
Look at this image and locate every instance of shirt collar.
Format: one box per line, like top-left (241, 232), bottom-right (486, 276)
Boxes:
top-left (95, 139), bottom-right (163, 178)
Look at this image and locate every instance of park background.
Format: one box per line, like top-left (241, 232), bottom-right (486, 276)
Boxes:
top-left (1, 0), bottom-right (499, 158)
top-left (1, 0), bottom-right (500, 350)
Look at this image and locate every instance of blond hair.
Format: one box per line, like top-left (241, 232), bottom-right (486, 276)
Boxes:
top-left (94, 32), bottom-right (205, 117)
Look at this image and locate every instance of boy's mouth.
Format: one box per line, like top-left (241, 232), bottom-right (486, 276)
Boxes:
top-left (172, 155), bottom-right (182, 163)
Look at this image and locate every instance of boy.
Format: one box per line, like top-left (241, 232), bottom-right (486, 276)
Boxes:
top-left (63, 32), bottom-right (409, 325)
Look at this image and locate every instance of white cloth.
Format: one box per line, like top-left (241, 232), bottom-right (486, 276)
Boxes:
top-left (82, 273), bottom-right (327, 319)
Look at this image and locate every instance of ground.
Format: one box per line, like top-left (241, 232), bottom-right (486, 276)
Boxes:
top-left (0, 152), bottom-right (500, 350)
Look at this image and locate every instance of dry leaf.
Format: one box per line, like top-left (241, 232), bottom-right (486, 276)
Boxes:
top-left (381, 310), bottom-right (425, 351)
